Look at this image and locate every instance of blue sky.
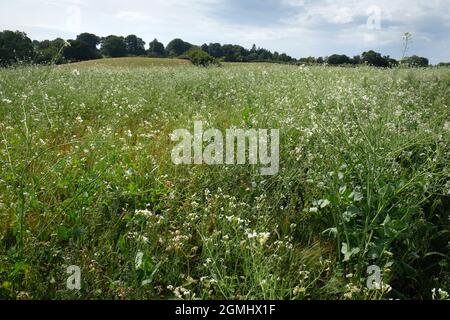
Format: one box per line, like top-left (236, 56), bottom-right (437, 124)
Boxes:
top-left (0, 0), bottom-right (449, 63)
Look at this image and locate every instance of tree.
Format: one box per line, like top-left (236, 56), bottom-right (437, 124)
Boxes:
top-left (279, 53), bottom-right (292, 62)
top-left (63, 39), bottom-right (98, 62)
top-left (101, 35), bottom-right (127, 58)
top-left (201, 43), bottom-right (209, 53)
top-left (221, 44), bottom-right (247, 62)
top-left (166, 38), bottom-right (192, 56)
top-left (34, 38), bottom-right (67, 64)
top-left (148, 38), bottom-right (165, 57)
top-left (76, 33), bottom-right (100, 51)
top-left (0, 30), bottom-right (34, 66)
top-left (207, 43), bottom-right (224, 58)
top-left (257, 48), bottom-right (273, 61)
top-left (351, 55), bottom-right (361, 65)
top-left (125, 34), bottom-right (146, 56)
top-left (402, 55), bottom-right (429, 68)
top-left (361, 50), bottom-right (389, 67)
top-left (386, 57), bottom-right (399, 67)
top-left (298, 56), bottom-right (316, 65)
top-left (327, 54), bottom-right (351, 65)
top-left (186, 47), bottom-right (216, 66)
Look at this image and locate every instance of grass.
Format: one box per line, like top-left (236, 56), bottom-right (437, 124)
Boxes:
top-left (62, 57), bottom-right (191, 69)
top-left (0, 62), bottom-right (449, 300)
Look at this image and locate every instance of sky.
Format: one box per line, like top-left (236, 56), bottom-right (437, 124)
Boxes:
top-left (0, 0), bottom-right (449, 64)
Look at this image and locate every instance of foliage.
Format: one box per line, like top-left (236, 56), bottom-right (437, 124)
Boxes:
top-left (361, 50), bottom-right (397, 68)
top-left (327, 54), bottom-right (352, 65)
top-left (166, 38), bottom-right (193, 57)
top-left (101, 35), bottom-right (128, 58)
top-left (0, 63), bottom-right (448, 300)
top-left (76, 33), bottom-right (101, 52)
top-left (402, 55), bottom-right (429, 68)
top-left (0, 30), bottom-right (34, 66)
top-left (34, 38), bottom-right (67, 65)
top-left (185, 47), bottom-right (217, 66)
top-left (64, 40), bottom-right (99, 62)
top-left (148, 39), bottom-right (165, 57)
top-left (125, 35), bottom-right (146, 56)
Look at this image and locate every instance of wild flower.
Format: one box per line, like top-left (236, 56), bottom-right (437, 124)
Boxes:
top-left (135, 251), bottom-right (144, 270)
top-left (135, 209), bottom-right (153, 218)
top-left (432, 288), bottom-right (449, 300)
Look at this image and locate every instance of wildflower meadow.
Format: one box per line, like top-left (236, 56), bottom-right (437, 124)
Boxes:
top-left (0, 61), bottom-right (449, 300)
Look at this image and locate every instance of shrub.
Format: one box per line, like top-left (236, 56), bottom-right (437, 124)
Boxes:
top-left (186, 47), bottom-right (217, 66)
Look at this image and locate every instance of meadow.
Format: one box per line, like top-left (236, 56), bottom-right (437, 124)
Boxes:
top-left (0, 59), bottom-right (449, 300)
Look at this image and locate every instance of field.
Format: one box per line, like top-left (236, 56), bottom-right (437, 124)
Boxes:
top-left (62, 57), bottom-right (191, 68)
top-left (0, 59), bottom-right (449, 300)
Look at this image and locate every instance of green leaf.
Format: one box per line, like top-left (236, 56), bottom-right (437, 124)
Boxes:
top-left (341, 243), bottom-right (360, 262)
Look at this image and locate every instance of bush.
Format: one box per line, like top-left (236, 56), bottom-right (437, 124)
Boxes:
top-left (186, 47), bottom-right (217, 66)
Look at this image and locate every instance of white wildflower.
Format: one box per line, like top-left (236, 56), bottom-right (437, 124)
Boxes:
top-left (135, 251), bottom-right (144, 270)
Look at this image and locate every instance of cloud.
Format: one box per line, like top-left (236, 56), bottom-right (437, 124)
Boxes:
top-left (0, 0), bottom-right (449, 63)
top-left (114, 11), bottom-right (150, 23)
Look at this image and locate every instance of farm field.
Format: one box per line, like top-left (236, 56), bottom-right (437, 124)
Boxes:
top-left (62, 57), bottom-right (191, 69)
top-left (0, 61), bottom-right (449, 300)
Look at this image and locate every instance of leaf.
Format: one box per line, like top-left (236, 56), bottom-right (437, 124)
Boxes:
top-left (319, 199), bottom-right (331, 208)
top-left (341, 243), bottom-right (360, 262)
top-left (323, 227), bottom-right (338, 237)
top-left (381, 214), bottom-right (391, 227)
top-left (350, 191), bottom-right (363, 202)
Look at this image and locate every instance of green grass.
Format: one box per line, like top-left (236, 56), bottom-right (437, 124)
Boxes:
top-left (62, 57), bottom-right (191, 68)
top-left (0, 63), bottom-right (449, 300)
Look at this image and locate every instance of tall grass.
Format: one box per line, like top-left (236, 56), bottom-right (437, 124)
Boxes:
top-left (0, 63), bottom-right (448, 299)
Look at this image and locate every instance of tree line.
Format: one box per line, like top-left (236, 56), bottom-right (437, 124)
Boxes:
top-left (0, 30), bottom-right (444, 68)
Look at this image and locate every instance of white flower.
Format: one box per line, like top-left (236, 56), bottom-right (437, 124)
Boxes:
top-left (319, 199), bottom-right (330, 208)
top-left (444, 122), bottom-right (450, 132)
top-left (258, 232), bottom-right (271, 246)
top-left (141, 279), bottom-right (152, 286)
top-left (124, 168), bottom-right (134, 177)
top-left (72, 69), bottom-right (80, 76)
top-left (247, 231), bottom-right (258, 239)
top-left (135, 251), bottom-right (144, 270)
top-left (135, 209), bottom-right (153, 218)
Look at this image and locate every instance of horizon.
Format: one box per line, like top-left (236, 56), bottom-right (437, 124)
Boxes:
top-left (0, 0), bottom-right (449, 64)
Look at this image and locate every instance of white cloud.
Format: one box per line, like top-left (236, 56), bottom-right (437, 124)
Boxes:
top-left (115, 11), bottom-right (150, 23)
top-left (0, 0), bottom-right (449, 63)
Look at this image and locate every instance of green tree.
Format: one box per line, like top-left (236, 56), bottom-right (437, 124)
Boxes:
top-left (166, 38), bottom-right (192, 56)
top-left (34, 38), bottom-right (67, 64)
top-left (148, 38), bottom-right (165, 57)
top-left (327, 54), bottom-right (351, 65)
top-left (0, 30), bottom-right (34, 66)
top-left (186, 47), bottom-right (216, 66)
top-left (361, 50), bottom-right (389, 67)
top-left (351, 55), bottom-right (361, 65)
top-left (63, 39), bottom-right (98, 62)
top-left (101, 35), bottom-right (127, 58)
top-left (76, 33), bottom-right (100, 51)
top-left (207, 43), bottom-right (224, 58)
top-left (402, 55), bottom-right (429, 67)
top-left (125, 35), bottom-right (146, 56)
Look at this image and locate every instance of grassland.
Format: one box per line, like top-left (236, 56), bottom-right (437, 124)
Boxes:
top-left (0, 61), bottom-right (449, 300)
top-left (62, 57), bottom-right (191, 69)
